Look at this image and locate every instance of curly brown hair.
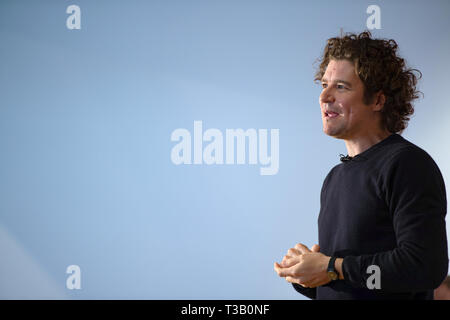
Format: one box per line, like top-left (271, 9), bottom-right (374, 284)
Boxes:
top-left (314, 31), bottom-right (422, 134)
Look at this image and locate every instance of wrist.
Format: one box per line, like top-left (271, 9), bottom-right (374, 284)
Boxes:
top-left (335, 258), bottom-right (344, 280)
top-left (326, 256), bottom-right (338, 281)
top-left (325, 256), bottom-right (345, 281)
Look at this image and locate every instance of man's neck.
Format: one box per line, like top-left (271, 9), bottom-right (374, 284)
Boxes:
top-left (344, 130), bottom-right (393, 157)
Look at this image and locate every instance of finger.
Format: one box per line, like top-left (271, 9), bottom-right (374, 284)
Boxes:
top-left (285, 276), bottom-right (302, 285)
top-left (274, 262), bottom-right (286, 277)
top-left (281, 256), bottom-right (299, 268)
top-left (274, 262), bottom-right (285, 276)
top-left (282, 254), bottom-right (292, 261)
top-left (311, 244), bottom-right (320, 252)
top-left (274, 262), bottom-right (281, 270)
top-left (281, 255), bottom-right (290, 266)
top-left (274, 263), bottom-right (297, 278)
top-left (291, 276), bottom-right (310, 287)
top-left (295, 243), bottom-right (312, 254)
top-left (299, 283), bottom-right (309, 288)
top-left (285, 276), bottom-right (296, 284)
top-left (287, 248), bottom-right (301, 256)
top-left (286, 276), bottom-right (309, 287)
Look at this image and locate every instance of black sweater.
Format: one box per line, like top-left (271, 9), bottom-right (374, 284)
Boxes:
top-left (293, 133), bottom-right (448, 299)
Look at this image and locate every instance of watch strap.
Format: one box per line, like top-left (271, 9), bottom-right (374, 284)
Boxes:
top-left (327, 256), bottom-right (337, 273)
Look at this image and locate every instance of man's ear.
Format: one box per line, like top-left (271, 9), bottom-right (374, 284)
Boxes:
top-left (373, 91), bottom-right (385, 112)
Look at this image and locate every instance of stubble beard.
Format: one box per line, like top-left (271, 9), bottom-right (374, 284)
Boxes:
top-left (323, 118), bottom-right (346, 139)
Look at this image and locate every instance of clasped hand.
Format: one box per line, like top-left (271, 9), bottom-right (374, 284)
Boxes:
top-left (274, 243), bottom-right (331, 288)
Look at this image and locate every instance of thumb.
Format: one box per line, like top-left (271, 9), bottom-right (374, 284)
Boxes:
top-left (311, 244), bottom-right (320, 252)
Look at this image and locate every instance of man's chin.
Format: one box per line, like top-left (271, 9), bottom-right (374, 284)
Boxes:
top-left (323, 128), bottom-right (344, 139)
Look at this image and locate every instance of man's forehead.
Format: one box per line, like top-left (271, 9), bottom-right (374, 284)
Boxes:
top-left (322, 60), bottom-right (356, 81)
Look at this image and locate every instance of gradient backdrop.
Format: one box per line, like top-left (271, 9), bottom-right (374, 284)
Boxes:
top-left (1, 0), bottom-right (449, 299)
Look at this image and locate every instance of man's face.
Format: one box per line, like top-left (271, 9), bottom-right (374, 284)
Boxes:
top-left (319, 59), bottom-right (378, 139)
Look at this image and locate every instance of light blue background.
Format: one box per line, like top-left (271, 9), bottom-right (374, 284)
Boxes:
top-left (1, 0), bottom-right (449, 299)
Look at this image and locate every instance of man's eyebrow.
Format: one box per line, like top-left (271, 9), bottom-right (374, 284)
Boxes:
top-left (321, 78), bottom-right (353, 87)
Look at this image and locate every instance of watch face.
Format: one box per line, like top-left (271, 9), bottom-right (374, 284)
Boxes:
top-left (327, 271), bottom-right (338, 281)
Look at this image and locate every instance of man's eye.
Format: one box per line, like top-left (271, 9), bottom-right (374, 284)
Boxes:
top-left (337, 84), bottom-right (346, 89)
top-left (321, 83), bottom-right (328, 88)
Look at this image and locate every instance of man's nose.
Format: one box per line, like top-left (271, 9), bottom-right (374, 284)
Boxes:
top-left (320, 87), bottom-right (335, 104)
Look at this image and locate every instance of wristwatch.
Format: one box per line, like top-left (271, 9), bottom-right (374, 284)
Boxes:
top-left (327, 256), bottom-right (339, 281)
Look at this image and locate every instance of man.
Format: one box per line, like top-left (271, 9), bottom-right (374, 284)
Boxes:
top-left (434, 276), bottom-right (450, 300)
top-left (274, 31), bottom-right (448, 299)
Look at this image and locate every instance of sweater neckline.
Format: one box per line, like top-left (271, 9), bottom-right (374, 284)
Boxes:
top-left (343, 133), bottom-right (401, 162)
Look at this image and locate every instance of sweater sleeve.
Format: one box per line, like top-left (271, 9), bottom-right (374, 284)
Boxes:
top-left (291, 283), bottom-right (316, 299)
top-left (342, 147), bottom-right (448, 292)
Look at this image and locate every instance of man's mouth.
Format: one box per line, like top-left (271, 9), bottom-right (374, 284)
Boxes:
top-left (325, 111), bottom-right (340, 118)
